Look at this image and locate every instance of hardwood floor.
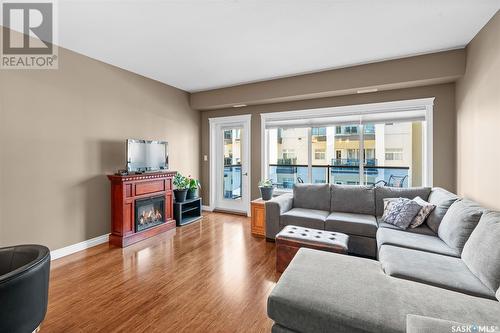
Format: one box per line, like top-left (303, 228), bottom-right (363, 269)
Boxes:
top-left (44, 212), bottom-right (279, 333)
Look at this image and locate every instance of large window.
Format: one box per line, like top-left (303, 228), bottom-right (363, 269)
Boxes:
top-left (268, 128), bottom-right (308, 189)
top-left (266, 121), bottom-right (424, 189)
top-left (263, 99), bottom-right (434, 190)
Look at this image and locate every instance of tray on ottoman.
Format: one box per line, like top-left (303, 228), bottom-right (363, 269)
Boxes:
top-left (276, 225), bottom-right (349, 273)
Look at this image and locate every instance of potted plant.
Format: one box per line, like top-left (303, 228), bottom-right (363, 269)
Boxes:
top-left (259, 179), bottom-right (274, 201)
top-left (173, 173), bottom-right (189, 202)
top-left (186, 176), bottom-right (201, 199)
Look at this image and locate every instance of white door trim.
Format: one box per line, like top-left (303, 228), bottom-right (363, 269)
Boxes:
top-left (209, 114), bottom-right (252, 215)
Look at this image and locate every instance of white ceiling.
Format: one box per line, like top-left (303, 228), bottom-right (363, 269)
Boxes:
top-left (35, 1), bottom-right (500, 91)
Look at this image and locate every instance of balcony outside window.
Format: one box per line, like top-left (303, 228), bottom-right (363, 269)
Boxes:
top-left (267, 122), bottom-right (422, 190)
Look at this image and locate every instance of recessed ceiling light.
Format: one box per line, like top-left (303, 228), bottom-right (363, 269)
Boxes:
top-left (232, 104), bottom-right (247, 108)
top-left (356, 88), bottom-right (378, 94)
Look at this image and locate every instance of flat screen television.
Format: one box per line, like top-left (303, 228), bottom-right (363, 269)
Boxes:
top-left (126, 139), bottom-right (168, 173)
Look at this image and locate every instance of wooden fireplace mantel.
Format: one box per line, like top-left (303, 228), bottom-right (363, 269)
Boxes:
top-left (107, 171), bottom-right (176, 247)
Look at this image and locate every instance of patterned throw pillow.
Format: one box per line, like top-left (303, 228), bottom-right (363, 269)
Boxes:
top-left (383, 198), bottom-right (422, 229)
top-left (381, 198), bottom-right (399, 220)
top-left (410, 196), bottom-right (436, 228)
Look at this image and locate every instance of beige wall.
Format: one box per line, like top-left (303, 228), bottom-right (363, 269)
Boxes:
top-left (456, 12), bottom-right (500, 210)
top-left (0, 45), bottom-right (200, 250)
top-left (200, 83), bottom-right (456, 203)
top-left (191, 50), bottom-right (465, 110)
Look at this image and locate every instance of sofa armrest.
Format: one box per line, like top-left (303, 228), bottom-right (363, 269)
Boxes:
top-left (265, 193), bottom-right (293, 239)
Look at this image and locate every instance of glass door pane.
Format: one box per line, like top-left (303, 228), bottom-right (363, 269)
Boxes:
top-left (223, 128), bottom-right (242, 200)
top-left (330, 125), bottom-right (361, 185)
top-left (268, 127), bottom-right (308, 189)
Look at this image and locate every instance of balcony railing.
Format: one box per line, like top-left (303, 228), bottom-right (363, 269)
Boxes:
top-left (268, 162), bottom-right (410, 189)
top-left (223, 164), bottom-right (242, 199)
top-left (331, 158), bottom-right (377, 167)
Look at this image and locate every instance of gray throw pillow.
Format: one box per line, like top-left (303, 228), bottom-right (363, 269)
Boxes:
top-left (462, 211), bottom-right (500, 293)
top-left (383, 198), bottom-right (422, 230)
top-left (426, 188), bottom-right (459, 233)
top-left (410, 197), bottom-right (436, 228)
top-left (438, 199), bottom-right (484, 254)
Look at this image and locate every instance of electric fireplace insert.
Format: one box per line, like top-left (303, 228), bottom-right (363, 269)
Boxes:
top-left (134, 196), bottom-right (165, 232)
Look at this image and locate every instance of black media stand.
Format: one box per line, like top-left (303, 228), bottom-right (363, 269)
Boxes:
top-left (174, 197), bottom-right (202, 226)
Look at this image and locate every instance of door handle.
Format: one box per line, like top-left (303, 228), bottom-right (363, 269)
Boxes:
top-left (243, 172), bottom-right (248, 176)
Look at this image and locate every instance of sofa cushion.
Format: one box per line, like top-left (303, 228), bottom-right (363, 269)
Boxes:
top-left (379, 245), bottom-right (495, 299)
top-left (293, 184), bottom-right (330, 211)
top-left (330, 184), bottom-right (375, 215)
top-left (325, 212), bottom-right (377, 238)
top-left (281, 208), bottom-right (328, 230)
top-left (406, 315), bottom-right (474, 333)
top-left (375, 186), bottom-right (431, 216)
top-left (462, 211), bottom-right (500, 293)
top-left (268, 248), bottom-right (500, 333)
top-left (378, 219), bottom-right (436, 236)
top-left (426, 187), bottom-right (460, 233)
top-left (438, 199), bottom-right (484, 254)
top-left (376, 227), bottom-right (459, 257)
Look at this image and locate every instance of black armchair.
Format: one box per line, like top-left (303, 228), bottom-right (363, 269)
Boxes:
top-left (0, 245), bottom-right (50, 333)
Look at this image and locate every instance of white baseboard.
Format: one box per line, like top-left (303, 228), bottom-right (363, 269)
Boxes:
top-left (50, 234), bottom-right (110, 261)
top-left (202, 205), bottom-right (213, 212)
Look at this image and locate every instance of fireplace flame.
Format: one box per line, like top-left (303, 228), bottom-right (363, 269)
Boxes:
top-left (138, 208), bottom-right (162, 225)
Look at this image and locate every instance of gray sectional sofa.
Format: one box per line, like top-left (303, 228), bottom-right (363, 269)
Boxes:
top-left (266, 184), bottom-right (500, 333)
top-left (266, 184), bottom-right (447, 257)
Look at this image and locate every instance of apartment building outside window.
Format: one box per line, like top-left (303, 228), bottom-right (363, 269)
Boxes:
top-left (314, 149), bottom-right (326, 160)
top-left (385, 148), bottom-right (404, 161)
top-left (267, 121), bottom-right (424, 189)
